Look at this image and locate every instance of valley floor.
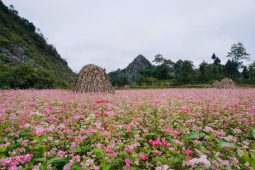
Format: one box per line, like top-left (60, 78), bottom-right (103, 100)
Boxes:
top-left (0, 89), bottom-right (255, 169)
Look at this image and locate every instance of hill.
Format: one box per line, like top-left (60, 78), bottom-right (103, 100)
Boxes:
top-left (0, 1), bottom-right (75, 89)
top-left (108, 55), bottom-right (152, 86)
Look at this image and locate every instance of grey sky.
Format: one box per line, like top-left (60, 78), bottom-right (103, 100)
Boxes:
top-left (2, 0), bottom-right (255, 72)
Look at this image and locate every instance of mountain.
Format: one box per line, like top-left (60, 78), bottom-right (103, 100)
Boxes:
top-left (0, 1), bottom-right (75, 89)
top-left (108, 55), bottom-right (152, 85)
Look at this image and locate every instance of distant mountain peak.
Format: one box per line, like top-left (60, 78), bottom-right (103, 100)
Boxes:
top-left (108, 55), bottom-right (152, 83)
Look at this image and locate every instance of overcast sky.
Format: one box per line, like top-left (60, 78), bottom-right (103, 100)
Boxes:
top-left (2, 0), bottom-right (255, 72)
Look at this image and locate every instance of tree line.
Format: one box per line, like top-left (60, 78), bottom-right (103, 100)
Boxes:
top-left (114, 43), bottom-right (255, 87)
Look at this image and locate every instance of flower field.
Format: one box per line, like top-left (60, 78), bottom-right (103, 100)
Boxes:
top-left (0, 89), bottom-right (255, 170)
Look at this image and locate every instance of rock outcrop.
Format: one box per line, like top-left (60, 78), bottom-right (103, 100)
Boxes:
top-left (108, 55), bottom-right (152, 83)
top-left (0, 44), bottom-right (29, 63)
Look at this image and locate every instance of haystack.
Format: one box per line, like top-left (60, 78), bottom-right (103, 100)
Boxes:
top-left (213, 78), bottom-right (236, 89)
top-left (74, 64), bottom-right (115, 93)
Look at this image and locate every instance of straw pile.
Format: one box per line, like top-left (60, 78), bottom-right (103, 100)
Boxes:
top-left (213, 78), bottom-right (236, 89)
top-left (74, 64), bottom-right (115, 93)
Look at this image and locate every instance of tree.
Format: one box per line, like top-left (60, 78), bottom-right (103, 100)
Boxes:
top-left (242, 66), bottom-right (249, 80)
top-left (224, 43), bottom-right (250, 80)
top-left (211, 53), bottom-right (221, 65)
top-left (224, 60), bottom-right (239, 80)
top-left (173, 60), bottom-right (194, 84)
top-left (152, 54), bottom-right (174, 80)
top-left (199, 61), bottom-right (213, 82)
top-left (248, 62), bottom-right (255, 83)
top-left (227, 42), bottom-right (250, 65)
top-left (153, 54), bottom-right (164, 65)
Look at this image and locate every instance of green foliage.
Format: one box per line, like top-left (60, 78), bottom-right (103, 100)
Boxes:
top-left (173, 60), bottom-right (195, 84)
top-left (248, 62), bottom-right (255, 83)
top-left (252, 128), bottom-right (255, 139)
top-left (0, 1), bottom-right (75, 89)
top-left (0, 63), bottom-right (68, 89)
top-left (227, 42), bottom-right (250, 63)
top-left (224, 60), bottom-right (240, 80)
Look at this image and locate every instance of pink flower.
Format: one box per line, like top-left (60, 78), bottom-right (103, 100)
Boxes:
top-left (149, 137), bottom-right (169, 147)
top-left (70, 142), bottom-right (77, 149)
top-left (124, 159), bottom-right (131, 169)
top-left (56, 151), bottom-right (65, 158)
top-left (161, 138), bottom-right (170, 147)
top-left (94, 111), bottom-right (101, 116)
top-left (152, 150), bottom-right (162, 156)
top-left (34, 126), bottom-right (48, 135)
top-left (149, 137), bottom-right (162, 146)
top-left (181, 106), bottom-right (189, 113)
top-left (95, 99), bottom-right (109, 104)
top-left (0, 154), bottom-right (32, 167)
top-left (140, 154), bottom-right (148, 160)
top-left (103, 112), bottom-right (109, 117)
top-left (182, 149), bottom-right (193, 155)
top-left (9, 165), bottom-right (18, 170)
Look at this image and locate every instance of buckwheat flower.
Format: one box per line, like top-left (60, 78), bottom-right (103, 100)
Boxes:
top-left (63, 163), bottom-right (71, 170)
top-left (189, 155), bottom-right (211, 169)
top-left (24, 124), bottom-right (30, 128)
top-left (34, 126), bottom-right (48, 135)
top-left (9, 165), bottom-right (18, 170)
top-left (181, 106), bottom-right (189, 113)
top-left (32, 164), bottom-right (40, 170)
top-left (124, 159), bottom-right (131, 169)
top-left (57, 151), bottom-right (65, 158)
top-left (85, 159), bottom-right (94, 167)
top-left (92, 166), bottom-right (100, 170)
top-left (182, 149), bottom-right (193, 155)
top-left (161, 138), bottom-right (170, 147)
top-left (140, 154), bottom-right (149, 160)
top-left (233, 128), bottom-right (241, 134)
top-left (80, 162), bottom-right (87, 169)
top-left (70, 142), bottom-right (77, 149)
top-left (222, 135), bottom-right (236, 142)
top-left (155, 164), bottom-right (169, 170)
top-left (94, 111), bottom-right (101, 116)
top-left (152, 150), bottom-right (162, 156)
top-left (74, 155), bottom-right (80, 162)
top-left (204, 126), bottom-right (213, 132)
top-left (237, 149), bottom-right (243, 156)
top-left (149, 137), bottom-right (162, 146)
top-left (244, 162), bottom-right (250, 167)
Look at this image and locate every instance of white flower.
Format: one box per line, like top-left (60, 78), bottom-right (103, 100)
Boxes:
top-left (188, 154), bottom-right (211, 169)
top-left (24, 124), bottom-right (30, 128)
top-left (155, 165), bottom-right (170, 170)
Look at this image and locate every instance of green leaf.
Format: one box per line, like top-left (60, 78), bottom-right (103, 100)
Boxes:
top-left (48, 157), bottom-right (66, 164)
top-left (189, 131), bottom-right (206, 139)
top-left (216, 139), bottom-right (234, 148)
top-left (0, 147), bottom-right (7, 153)
top-left (102, 162), bottom-right (112, 170)
top-left (71, 163), bottom-right (83, 170)
top-left (252, 128), bottom-right (255, 139)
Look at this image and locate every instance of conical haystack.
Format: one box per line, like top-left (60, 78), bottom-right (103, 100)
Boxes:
top-left (74, 64), bottom-right (115, 93)
top-left (213, 78), bottom-right (236, 89)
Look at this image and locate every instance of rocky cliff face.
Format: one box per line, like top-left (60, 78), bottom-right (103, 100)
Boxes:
top-left (125, 55), bottom-right (152, 82)
top-left (108, 55), bottom-right (152, 83)
top-left (0, 44), bottom-right (29, 63)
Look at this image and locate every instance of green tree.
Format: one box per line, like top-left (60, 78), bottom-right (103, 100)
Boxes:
top-left (248, 62), bottom-right (255, 83)
top-left (153, 54), bottom-right (164, 65)
top-left (173, 60), bottom-right (194, 84)
top-left (211, 53), bottom-right (221, 65)
top-left (224, 60), bottom-right (239, 80)
top-left (242, 66), bottom-right (249, 80)
top-left (227, 42), bottom-right (250, 66)
top-left (198, 61), bottom-right (213, 82)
